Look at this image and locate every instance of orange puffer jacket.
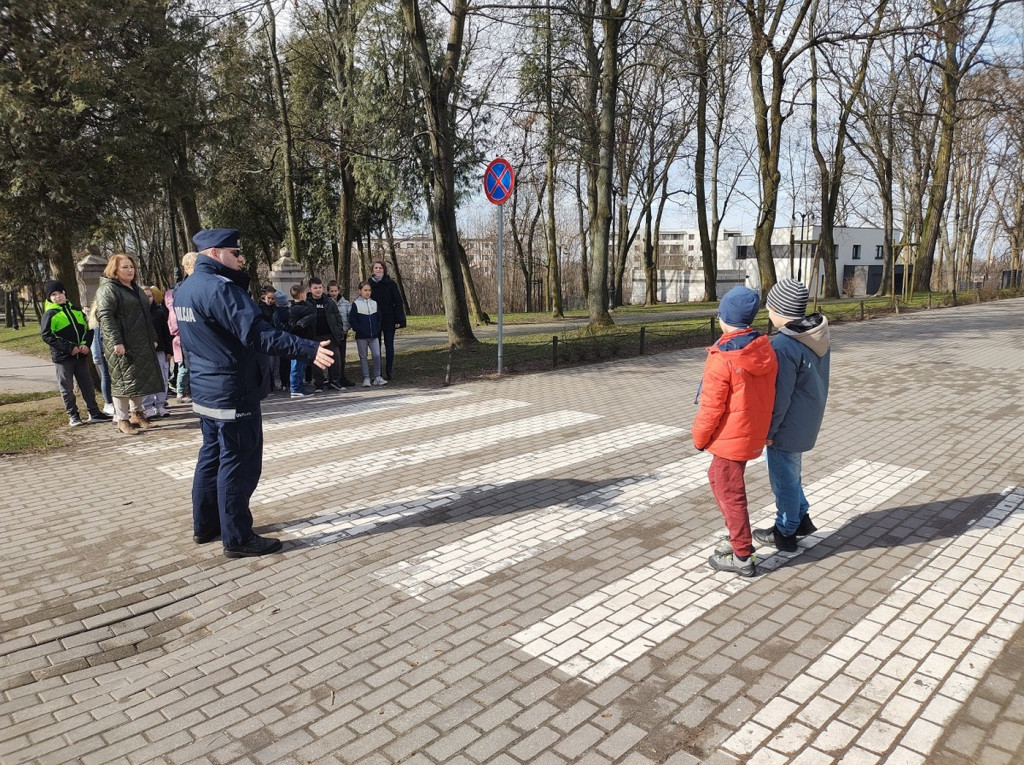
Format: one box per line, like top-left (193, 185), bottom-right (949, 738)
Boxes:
top-left (692, 329), bottom-right (778, 461)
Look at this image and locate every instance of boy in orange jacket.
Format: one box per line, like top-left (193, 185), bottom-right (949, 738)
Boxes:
top-left (692, 286), bottom-right (778, 577)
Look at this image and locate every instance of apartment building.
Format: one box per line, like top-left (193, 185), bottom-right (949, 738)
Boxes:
top-left (626, 225), bottom-right (896, 303)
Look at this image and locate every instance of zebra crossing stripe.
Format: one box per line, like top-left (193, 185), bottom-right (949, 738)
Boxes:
top-left (244, 410), bottom-right (605, 505)
top-left (721, 487), bottom-right (1024, 763)
top-left (374, 452), bottom-right (715, 600)
top-left (508, 461), bottom-right (929, 684)
top-left (124, 388), bottom-right (472, 456)
top-left (280, 423), bottom-right (686, 544)
top-left (154, 399), bottom-right (531, 477)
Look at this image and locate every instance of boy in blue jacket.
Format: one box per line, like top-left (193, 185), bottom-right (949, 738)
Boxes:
top-left (753, 278), bottom-right (831, 552)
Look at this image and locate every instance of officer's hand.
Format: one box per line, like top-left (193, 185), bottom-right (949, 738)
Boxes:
top-left (312, 340), bottom-right (335, 369)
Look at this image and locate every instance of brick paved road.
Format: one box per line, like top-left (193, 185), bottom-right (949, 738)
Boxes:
top-left (1, 299), bottom-right (1022, 764)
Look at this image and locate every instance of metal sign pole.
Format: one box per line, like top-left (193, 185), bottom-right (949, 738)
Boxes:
top-left (497, 204), bottom-right (504, 375)
top-left (483, 156), bottom-right (514, 376)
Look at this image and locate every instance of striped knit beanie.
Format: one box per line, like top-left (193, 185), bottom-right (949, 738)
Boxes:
top-left (766, 278), bottom-right (809, 318)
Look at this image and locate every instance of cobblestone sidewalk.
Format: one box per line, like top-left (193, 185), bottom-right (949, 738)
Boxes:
top-left (1, 299), bottom-right (1023, 764)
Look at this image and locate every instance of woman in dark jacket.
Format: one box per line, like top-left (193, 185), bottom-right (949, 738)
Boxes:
top-left (368, 260), bottom-right (406, 380)
top-left (93, 253), bottom-right (164, 435)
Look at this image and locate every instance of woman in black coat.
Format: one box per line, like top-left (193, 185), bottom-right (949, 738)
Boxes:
top-left (368, 260), bottom-right (406, 380)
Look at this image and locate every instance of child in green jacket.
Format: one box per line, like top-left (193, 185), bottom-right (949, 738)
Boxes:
top-left (39, 280), bottom-right (111, 427)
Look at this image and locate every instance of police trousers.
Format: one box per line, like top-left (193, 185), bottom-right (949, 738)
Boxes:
top-left (192, 407), bottom-right (263, 548)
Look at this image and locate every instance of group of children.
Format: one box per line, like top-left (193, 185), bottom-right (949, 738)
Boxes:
top-left (693, 278), bottom-right (831, 578)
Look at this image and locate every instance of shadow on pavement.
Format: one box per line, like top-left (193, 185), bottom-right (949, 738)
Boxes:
top-left (780, 491), bottom-right (1006, 567)
top-left (267, 474), bottom-right (638, 549)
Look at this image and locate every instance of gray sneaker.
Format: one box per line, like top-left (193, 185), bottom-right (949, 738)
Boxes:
top-left (68, 415), bottom-right (84, 427)
top-left (708, 549), bottom-right (756, 577)
top-left (715, 535), bottom-right (756, 557)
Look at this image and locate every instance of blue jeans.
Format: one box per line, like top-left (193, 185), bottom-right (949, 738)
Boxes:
top-left (176, 362), bottom-right (190, 397)
top-left (91, 331), bottom-right (112, 404)
top-left (192, 408), bottom-right (263, 547)
top-left (766, 447), bottom-right (810, 536)
top-left (290, 359), bottom-right (306, 393)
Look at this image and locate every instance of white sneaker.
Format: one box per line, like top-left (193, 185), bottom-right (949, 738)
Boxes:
top-left (362, 378), bottom-right (372, 388)
top-left (373, 376), bottom-right (388, 386)
top-left (103, 403), bottom-right (115, 415)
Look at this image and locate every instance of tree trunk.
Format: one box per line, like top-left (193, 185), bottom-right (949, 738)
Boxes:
top-left (384, 214), bottom-right (412, 314)
top-left (586, 0), bottom-right (628, 327)
top-left (48, 228), bottom-right (80, 307)
top-left (399, 0), bottom-right (476, 346)
top-left (265, 0), bottom-right (301, 263)
top-left (544, 0), bottom-right (563, 318)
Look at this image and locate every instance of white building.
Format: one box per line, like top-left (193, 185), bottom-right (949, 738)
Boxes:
top-left (627, 225), bottom-right (896, 303)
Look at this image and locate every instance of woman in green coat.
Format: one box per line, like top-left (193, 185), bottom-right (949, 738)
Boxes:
top-left (93, 253), bottom-right (165, 435)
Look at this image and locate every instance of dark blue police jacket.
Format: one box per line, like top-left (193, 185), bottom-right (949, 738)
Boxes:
top-left (174, 254), bottom-right (319, 420)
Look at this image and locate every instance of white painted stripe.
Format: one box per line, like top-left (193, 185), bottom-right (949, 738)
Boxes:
top-left (155, 399), bottom-right (531, 476)
top-left (121, 388), bottom-right (472, 455)
top-left (243, 410), bottom-right (603, 504)
top-left (509, 461), bottom-right (929, 685)
top-left (722, 487), bottom-right (1024, 764)
top-left (279, 423), bottom-right (687, 544)
top-left (375, 452), bottom-right (714, 600)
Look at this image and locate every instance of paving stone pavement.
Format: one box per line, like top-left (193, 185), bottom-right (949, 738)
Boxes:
top-left (1, 298), bottom-right (1023, 764)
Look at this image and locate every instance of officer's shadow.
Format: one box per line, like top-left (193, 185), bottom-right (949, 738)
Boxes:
top-left (262, 475), bottom-right (634, 550)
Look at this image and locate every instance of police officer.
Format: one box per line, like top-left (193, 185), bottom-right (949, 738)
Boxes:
top-left (174, 228), bottom-right (334, 558)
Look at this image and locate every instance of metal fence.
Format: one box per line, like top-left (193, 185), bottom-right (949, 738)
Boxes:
top-left (444, 288), bottom-right (1024, 382)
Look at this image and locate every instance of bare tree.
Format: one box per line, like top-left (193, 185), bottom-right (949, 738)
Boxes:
top-left (680, 0), bottom-right (747, 301)
top-left (398, 0), bottom-right (477, 345)
top-left (809, 0), bottom-right (889, 298)
top-left (914, 0), bottom-right (1004, 291)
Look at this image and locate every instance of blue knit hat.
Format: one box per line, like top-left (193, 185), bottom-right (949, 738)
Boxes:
top-left (192, 228), bottom-right (240, 251)
top-left (718, 287), bottom-right (760, 328)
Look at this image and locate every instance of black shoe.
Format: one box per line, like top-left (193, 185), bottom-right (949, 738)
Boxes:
top-left (87, 411), bottom-right (113, 422)
top-left (384, 372), bottom-right (392, 381)
top-left (796, 515), bottom-right (817, 537)
top-left (752, 525), bottom-right (798, 553)
top-left (193, 529), bottom-right (221, 544)
top-left (328, 381), bottom-right (347, 391)
top-left (313, 385), bottom-right (324, 394)
top-left (223, 534), bottom-right (283, 558)
top-left (340, 378), bottom-right (357, 388)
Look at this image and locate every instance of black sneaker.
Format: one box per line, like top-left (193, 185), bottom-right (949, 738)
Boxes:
top-left (796, 515), bottom-right (817, 537)
top-left (223, 534), bottom-right (283, 558)
top-left (313, 385), bottom-right (324, 394)
top-left (752, 525), bottom-right (799, 553)
top-left (87, 411), bottom-right (113, 422)
top-left (328, 381), bottom-right (347, 391)
top-left (708, 549), bottom-right (756, 577)
top-left (340, 378), bottom-right (357, 388)
top-left (193, 529), bottom-right (221, 544)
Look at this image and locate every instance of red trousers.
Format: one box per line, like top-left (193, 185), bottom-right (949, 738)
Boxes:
top-left (708, 455), bottom-right (753, 558)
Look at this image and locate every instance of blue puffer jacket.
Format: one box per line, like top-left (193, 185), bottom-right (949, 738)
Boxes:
top-left (349, 297), bottom-right (382, 340)
top-left (768, 313), bottom-right (831, 452)
top-left (174, 255), bottom-right (319, 419)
